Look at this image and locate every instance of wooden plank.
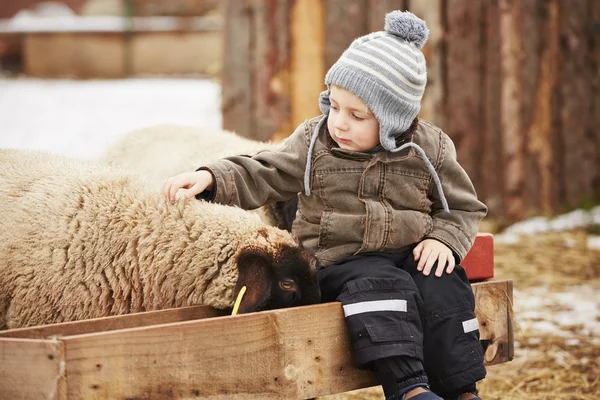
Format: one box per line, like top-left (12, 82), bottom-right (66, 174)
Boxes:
top-left (265, 0), bottom-right (293, 142)
top-left (324, 0), bottom-right (368, 70)
top-left (252, 0), bottom-right (291, 142)
top-left (367, 0), bottom-right (407, 32)
top-left (129, 0), bottom-right (221, 17)
top-left (518, 0), bottom-right (543, 214)
top-left (481, 0), bottom-right (504, 217)
top-left (407, 0), bottom-right (445, 128)
top-left (0, 338), bottom-right (66, 400)
top-left (130, 30), bottom-right (221, 76)
top-left (526, 0), bottom-right (560, 214)
top-left (558, 0), bottom-right (595, 208)
top-left (23, 32), bottom-right (126, 78)
top-left (0, 305), bottom-right (225, 339)
top-left (290, 0), bottom-right (325, 132)
top-left (47, 280), bottom-right (511, 399)
top-left (592, 0), bottom-right (600, 194)
top-left (445, 0), bottom-right (484, 190)
top-left (474, 280), bottom-right (513, 364)
top-left (499, 0), bottom-right (525, 221)
top-left (221, 0), bottom-right (253, 138)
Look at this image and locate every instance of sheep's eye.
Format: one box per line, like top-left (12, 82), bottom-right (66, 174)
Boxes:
top-left (279, 279), bottom-right (296, 291)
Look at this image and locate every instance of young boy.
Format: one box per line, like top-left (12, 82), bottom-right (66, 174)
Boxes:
top-left (164, 11), bottom-right (487, 400)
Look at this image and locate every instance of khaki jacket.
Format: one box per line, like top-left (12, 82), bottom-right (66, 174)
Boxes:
top-left (205, 116), bottom-right (487, 266)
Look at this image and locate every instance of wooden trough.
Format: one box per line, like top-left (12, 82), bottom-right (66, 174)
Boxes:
top-left (0, 234), bottom-right (512, 400)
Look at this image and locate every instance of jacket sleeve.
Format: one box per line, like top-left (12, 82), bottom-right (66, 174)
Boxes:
top-left (200, 122), bottom-right (310, 210)
top-left (425, 132), bottom-right (488, 262)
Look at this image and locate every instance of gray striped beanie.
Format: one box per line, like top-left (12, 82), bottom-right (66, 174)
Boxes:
top-left (320, 11), bottom-right (429, 151)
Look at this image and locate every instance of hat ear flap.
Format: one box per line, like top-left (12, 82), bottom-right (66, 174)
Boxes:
top-left (234, 252), bottom-right (273, 314)
top-left (319, 88), bottom-right (331, 115)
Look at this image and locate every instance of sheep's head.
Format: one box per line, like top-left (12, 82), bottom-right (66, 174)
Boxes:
top-left (233, 227), bottom-right (320, 314)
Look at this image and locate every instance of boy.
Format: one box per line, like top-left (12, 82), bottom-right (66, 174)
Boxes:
top-left (164, 11), bottom-right (487, 400)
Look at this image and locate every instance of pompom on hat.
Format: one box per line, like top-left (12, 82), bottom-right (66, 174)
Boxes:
top-left (384, 10), bottom-right (429, 49)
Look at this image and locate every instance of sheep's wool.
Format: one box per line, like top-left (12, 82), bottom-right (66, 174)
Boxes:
top-left (101, 125), bottom-right (283, 191)
top-left (0, 149), bottom-right (298, 329)
top-left (100, 125), bottom-right (292, 229)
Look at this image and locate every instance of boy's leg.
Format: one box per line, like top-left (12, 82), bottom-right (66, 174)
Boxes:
top-left (319, 252), bottom-right (437, 399)
top-left (402, 256), bottom-right (486, 398)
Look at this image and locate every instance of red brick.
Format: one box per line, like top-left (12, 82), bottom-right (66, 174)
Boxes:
top-left (462, 233), bottom-right (494, 281)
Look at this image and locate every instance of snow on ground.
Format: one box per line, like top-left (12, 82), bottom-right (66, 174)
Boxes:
top-left (0, 77), bottom-right (221, 160)
top-left (514, 285), bottom-right (600, 339)
top-left (496, 207), bottom-right (600, 249)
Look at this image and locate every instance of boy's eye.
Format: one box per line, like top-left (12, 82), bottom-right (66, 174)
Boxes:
top-left (331, 105), bottom-right (339, 111)
top-left (352, 114), bottom-right (364, 121)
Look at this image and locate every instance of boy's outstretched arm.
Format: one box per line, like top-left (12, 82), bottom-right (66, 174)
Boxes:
top-left (165, 121), bottom-right (311, 210)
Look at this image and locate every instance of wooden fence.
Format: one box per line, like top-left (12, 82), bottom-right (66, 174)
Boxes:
top-left (222, 0), bottom-right (600, 220)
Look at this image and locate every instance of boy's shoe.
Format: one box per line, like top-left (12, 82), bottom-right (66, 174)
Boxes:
top-left (444, 393), bottom-right (482, 400)
top-left (403, 392), bottom-right (443, 400)
top-left (391, 383), bottom-right (443, 400)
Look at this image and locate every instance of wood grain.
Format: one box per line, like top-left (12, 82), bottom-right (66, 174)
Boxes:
top-left (0, 338), bottom-right (66, 400)
top-left (0, 280), bottom-right (512, 399)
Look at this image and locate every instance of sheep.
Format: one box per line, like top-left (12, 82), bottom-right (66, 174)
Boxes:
top-left (100, 125), bottom-right (298, 231)
top-left (0, 149), bottom-right (320, 329)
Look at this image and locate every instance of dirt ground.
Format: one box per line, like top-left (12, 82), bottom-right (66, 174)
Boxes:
top-left (320, 229), bottom-right (600, 400)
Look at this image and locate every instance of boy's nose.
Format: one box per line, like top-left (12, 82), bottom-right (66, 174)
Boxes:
top-left (334, 115), bottom-right (349, 131)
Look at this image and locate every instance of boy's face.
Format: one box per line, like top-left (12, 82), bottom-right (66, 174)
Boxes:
top-left (327, 85), bottom-right (380, 152)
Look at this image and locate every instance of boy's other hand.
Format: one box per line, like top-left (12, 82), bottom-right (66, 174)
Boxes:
top-left (413, 239), bottom-right (455, 277)
top-left (163, 170), bottom-right (214, 202)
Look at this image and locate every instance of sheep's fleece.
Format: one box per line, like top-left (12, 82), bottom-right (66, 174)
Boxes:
top-left (100, 125), bottom-right (297, 230)
top-left (0, 149), bottom-right (320, 329)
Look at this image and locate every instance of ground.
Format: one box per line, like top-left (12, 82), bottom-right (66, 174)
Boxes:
top-left (1, 77), bottom-right (598, 400)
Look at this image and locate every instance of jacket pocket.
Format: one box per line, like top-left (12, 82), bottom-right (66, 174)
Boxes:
top-left (386, 210), bottom-right (432, 250)
top-left (317, 210), bottom-right (364, 251)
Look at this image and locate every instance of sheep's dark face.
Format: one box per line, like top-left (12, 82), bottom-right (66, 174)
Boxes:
top-left (234, 240), bottom-right (321, 314)
top-left (263, 197), bottom-right (298, 232)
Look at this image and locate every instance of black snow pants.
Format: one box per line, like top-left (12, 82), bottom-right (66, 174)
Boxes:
top-left (318, 247), bottom-right (486, 398)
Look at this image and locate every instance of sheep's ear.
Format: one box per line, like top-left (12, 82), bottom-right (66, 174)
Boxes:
top-left (235, 253), bottom-right (272, 314)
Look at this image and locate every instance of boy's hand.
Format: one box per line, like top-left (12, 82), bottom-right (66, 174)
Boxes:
top-left (163, 170), bottom-right (214, 202)
top-left (413, 239), bottom-right (455, 277)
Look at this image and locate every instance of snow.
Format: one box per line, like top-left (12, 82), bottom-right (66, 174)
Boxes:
top-left (496, 207), bottom-right (600, 249)
top-left (588, 236), bottom-right (600, 250)
top-left (514, 286), bottom-right (600, 338)
top-left (1, 15), bottom-right (222, 34)
top-left (500, 207), bottom-right (600, 235)
top-left (0, 77), bottom-right (222, 160)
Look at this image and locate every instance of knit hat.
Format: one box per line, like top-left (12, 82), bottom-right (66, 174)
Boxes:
top-left (320, 10), bottom-right (429, 151)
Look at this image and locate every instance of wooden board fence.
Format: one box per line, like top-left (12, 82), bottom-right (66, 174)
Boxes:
top-left (222, 0), bottom-right (600, 220)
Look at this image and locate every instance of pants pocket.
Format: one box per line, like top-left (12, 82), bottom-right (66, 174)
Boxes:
top-left (366, 321), bottom-right (412, 343)
top-left (423, 308), bottom-right (484, 383)
top-left (339, 277), bottom-right (425, 367)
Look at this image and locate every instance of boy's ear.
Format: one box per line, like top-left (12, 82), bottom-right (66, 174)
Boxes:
top-left (234, 253), bottom-right (273, 314)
